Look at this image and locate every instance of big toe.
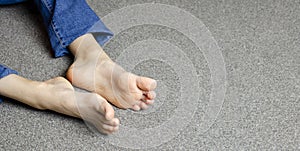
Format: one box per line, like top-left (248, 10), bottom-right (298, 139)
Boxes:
top-left (96, 96), bottom-right (115, 120)
top-left (103, 102), bottom-right (115, 120)
top-left (136, 76), bottom-right (157, 91)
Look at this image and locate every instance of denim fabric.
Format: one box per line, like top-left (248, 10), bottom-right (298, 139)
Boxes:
top-left (0, 65), bottom-right (18, 103)
top-left (33, 0), bottom-right (113, 57)
top-left (0, 0), bottom-right (113, 102)
top-left (0, 0), bottom-right (27, 5)
top-left (1, 1), bottom-right (113, 57)
top-left (0, 65), bottom-right (18, 79)
top-left (1, 0), bottom-right (113, 57)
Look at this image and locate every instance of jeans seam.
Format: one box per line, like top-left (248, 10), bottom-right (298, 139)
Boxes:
top-left (41, 0), bottom-right (52, 13)
top-left (51, 20), bottom-right (65, 48)
top-left (40, 0), bottom-right (65, 47)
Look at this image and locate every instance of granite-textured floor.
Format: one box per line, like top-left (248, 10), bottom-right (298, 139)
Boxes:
top-left (0, 0), bottom-right (299, 150)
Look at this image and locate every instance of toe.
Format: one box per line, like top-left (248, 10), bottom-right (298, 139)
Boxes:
top-left (113, 126), bottom-right (119, 131)
top-left (101, 117), bottom-right (120, 127)
top-left (95, 125), bottom-right (111, 135)
top-left (112, 118), bottom-right (120, 126)
top-left (140, 102), bottom-right (148, 110)
top-left (145, 99), bottom-right (155, 105)
top-left (132, 104), bottom-right (141, 111)
top-left (104, 104), bottom-right (115, 120)
top-left (97, 99), bottom-right (115, 120)
top-left (106, 118), bottom-right (120, 126)
top-left (144, 91), bottom-right (156, 100)
top-left (103, 124), bottom-right (116, 132)
top-left (136, 76), bottom-right (157, 91)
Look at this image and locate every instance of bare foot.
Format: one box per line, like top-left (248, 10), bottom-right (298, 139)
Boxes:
top-left (67, 34), bottom-right (157, 111)
top-left (0, 75), bottom-right (119, 134)
top-left (43, 77), bottom-right (119, 134)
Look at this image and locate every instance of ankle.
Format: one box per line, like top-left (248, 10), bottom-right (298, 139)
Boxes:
top-left (39, 78), bottom-right (80, 118)
top-left (69, 34), bottom-right (111, 63)
top-left (32, 81), bottom-right (52, 110)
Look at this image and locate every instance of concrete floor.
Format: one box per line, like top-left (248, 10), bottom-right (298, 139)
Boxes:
top-left (0, 0), bottom-right (299, 150)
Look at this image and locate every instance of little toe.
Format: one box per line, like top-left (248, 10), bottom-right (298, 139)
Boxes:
top-left (139, 102), bottom-right (148, 110)
top-left (102, 124), bottom-right (117, 133)
top-left (113, 126), bottom-right (119, 131)
top-left (132, 104), bottom-right (141, 111)
top-left (136, 76), bottom-right (157, 91)
top-left (145, 99), bottom-right (155, 105)
top-left (100, 117), bottom-right (119, 127)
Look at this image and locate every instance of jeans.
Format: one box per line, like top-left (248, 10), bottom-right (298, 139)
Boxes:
top-left (0, 0), bottom-right (114, 102)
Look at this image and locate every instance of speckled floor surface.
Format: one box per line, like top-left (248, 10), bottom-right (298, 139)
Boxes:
top-left (0, 0), bottom-right (299, 150)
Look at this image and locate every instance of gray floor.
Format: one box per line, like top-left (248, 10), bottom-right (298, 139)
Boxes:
top-left (0, 0), bottom-right (299, 150)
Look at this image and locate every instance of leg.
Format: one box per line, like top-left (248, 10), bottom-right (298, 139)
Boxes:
top-left (67, 34), bottom-right (157, 111)
top-left (33, 0), bottom-right (113, 58)
top-left (33, 0), bottom-right (157, 110)
top-left (0, 74), bottom-right (119, 134)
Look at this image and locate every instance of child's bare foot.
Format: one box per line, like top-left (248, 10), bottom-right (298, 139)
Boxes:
top-left (0, 75), bottom-right (119, 134)
top-left (67, 34), bottom-right (157, 111)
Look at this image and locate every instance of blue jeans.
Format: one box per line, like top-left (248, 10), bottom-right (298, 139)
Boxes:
top-left (0, 0), bottom-right (113, 102)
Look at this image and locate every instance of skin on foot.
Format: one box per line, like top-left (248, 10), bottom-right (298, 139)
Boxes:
top-left (43, 77), bottom-right (120, 134)
top-left (0, 75), bottom-right (119, 134)
top-left (67, 34), bottom-right (157, 111)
